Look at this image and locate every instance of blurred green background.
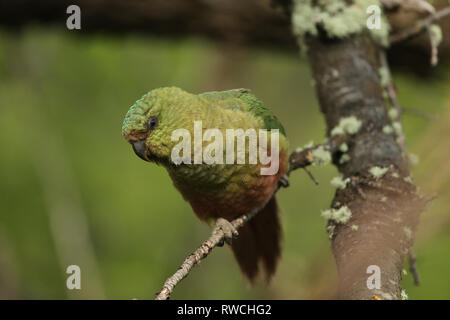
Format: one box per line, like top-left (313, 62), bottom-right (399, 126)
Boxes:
top-left (0, 26), bottom-right (449, 299)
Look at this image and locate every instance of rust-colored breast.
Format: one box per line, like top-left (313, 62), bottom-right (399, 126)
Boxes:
top-left (178, 151), bottom-right (288, 221)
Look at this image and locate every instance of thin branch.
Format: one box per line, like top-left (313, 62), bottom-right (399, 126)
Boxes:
top-left (155, 144), bottom-right (324, 300)
top-left (155, 205), bottom-right (261, 300)
top-left (303, 167), bottom-right (319, 185)
top-left (408, 250), bottom-right (421, 286)
top-left (402, 107), bottom-right (437, 120)
top-left (288, 139), bottom-right (342, 173)
top-left (389, 6), bottom-right (450, 44)
top-left (379, 51), bottom-right (408, 161)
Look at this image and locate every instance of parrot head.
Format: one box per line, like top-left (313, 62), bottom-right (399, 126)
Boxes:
top-left (122, 87), bottom-right (196, 164)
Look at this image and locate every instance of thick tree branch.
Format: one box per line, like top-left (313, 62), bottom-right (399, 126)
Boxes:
top-left (306, 34), bottom-right (428, 299)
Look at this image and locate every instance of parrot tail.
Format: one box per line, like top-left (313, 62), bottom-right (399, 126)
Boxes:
top-left (230, 196), bottom-right (282, 283)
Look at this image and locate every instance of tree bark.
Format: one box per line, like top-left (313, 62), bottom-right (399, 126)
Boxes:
top-left (306, 34), bottom-right (427, 300)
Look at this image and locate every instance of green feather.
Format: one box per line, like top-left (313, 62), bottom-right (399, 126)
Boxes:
top-left (199, 89), bottom-right (286, 136)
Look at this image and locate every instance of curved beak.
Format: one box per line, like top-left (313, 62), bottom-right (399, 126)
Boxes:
top-left (131, 140), bottom-right (149, 161)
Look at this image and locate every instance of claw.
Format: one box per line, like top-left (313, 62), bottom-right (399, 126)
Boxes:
top-left (213, 218), bottom-right (238, 246)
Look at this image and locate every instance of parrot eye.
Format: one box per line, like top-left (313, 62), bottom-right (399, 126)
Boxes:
top-left (147, 117), bottom-right (158, 131)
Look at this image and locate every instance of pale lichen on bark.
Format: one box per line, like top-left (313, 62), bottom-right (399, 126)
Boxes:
top-left (291, 0), bottom-right (390, 47)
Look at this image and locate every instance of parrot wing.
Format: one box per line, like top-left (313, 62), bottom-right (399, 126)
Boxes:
top-left (199, 89), bottom-right (286, 136)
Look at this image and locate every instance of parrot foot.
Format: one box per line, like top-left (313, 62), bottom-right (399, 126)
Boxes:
top-left (213, 218), bottom-right (239, 246)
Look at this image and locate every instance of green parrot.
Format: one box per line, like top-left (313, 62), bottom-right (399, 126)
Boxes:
top-left (122, 87), bottom-right (289, 282)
